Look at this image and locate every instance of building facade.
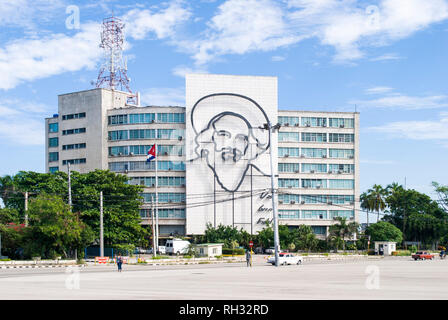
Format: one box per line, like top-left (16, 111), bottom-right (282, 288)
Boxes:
top-left (45, 74), bottom-right (359, 240)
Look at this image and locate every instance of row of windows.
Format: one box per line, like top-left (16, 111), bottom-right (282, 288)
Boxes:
top-left (62, 112), bottom-right (86, 121)
top-left (63, 143), bottom-right (86, 150)
top-left (108, 113), bottom-right (185, 125)
top-left (139, 208), bottom-right (186, 219)
top-left (278, 148), bottom-right (354, 158)
top-left (62, 128), bottom-right (86, 135)
top-left (108, 129), bottom-right (185, 141)
top-left (278, 163), bottom-right (355, 173)
top-left (279, 210), bottom-right (355, 220)
top-left (278, 194), bottom-right (354, 204)
top-left (109, 161), bottom-right (186, 172)
top-left (278, 179), bottom-right (354, 189)
top-left (278, 116), bottom-right (355, 128)
top-left (128, 176), bottom-right (186, 187)
top-left (109, 145), bottom-right (184, 157)
top-left (62, 158), bottom-right (86, 165)
top-left (279, 132), bottom-right (355, 143)
top-left (141, 193), bottom-right (186, 203)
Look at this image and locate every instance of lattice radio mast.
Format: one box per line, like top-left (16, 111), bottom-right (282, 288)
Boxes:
top-left (95, 15), bottom-right (137, 104)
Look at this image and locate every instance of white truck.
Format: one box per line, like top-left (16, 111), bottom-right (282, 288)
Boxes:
top-left (165, 239), bottom-right (191, 255)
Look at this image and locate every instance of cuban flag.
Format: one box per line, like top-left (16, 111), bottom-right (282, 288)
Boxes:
top-left (146, 144), bottom-right (156, 162)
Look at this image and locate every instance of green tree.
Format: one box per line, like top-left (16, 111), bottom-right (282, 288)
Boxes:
top-left (364, 184), bottom-right (388, 222)
top-left (23, 195), bottom-right (94, 259)
top-left (432, 182), bottom-right (448, 213)
top-left (328, 217), bottom-right (358, 252)
top-left (366, 221), bottom-right (403, 243)
top-left (257, 222), bottom-right (274, 249)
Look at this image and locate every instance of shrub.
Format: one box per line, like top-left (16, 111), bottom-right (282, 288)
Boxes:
top-left (222, 248), bottom-right (245, 255)
top-left (392, 250), bottom-right (411, 256)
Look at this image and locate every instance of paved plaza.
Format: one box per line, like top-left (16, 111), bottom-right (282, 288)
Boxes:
top-left (0, 256), bottom-right (447, 300)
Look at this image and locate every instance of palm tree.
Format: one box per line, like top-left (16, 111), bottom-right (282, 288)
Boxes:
top-left (329, 217), bottom-right (359, 252)
top-left (365, 184), bottom-right (388, 222)
top-left (360, 191), bottom-right (372, 227)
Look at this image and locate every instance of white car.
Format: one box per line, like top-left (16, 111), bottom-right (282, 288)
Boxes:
top-left (267, 253), bottom-right (303, 266)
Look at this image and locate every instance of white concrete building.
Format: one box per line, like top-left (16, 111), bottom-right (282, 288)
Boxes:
top-left (45, 73), bottom-right (359, 241)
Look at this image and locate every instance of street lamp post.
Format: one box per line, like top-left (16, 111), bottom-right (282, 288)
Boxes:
top-left (262, 122), bottom-right (281, 267)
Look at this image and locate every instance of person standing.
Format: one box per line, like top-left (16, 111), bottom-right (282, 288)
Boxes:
top-left (117, 256), bottom-right (123, 272)
top-left (246, 250), bottom-right (251, 267)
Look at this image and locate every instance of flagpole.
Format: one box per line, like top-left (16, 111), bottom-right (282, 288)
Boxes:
top-left (155, 143), bottom-right (159, 254)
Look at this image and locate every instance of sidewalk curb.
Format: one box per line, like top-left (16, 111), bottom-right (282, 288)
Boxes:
top-left (0, 265), bottom-right (86, 269)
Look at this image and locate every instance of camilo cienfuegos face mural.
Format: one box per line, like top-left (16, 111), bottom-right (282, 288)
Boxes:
top-left (186, 92), bottom-right (278, 234)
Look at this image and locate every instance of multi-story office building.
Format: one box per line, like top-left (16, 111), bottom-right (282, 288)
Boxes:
top-left (45, 74), bottom-right (359, 240)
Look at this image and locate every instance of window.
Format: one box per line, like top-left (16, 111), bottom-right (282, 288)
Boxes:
top-left (108, 130), bottom-right (128, 141)
top-left (302, 179), bottom-right (327, 189)
top-left (328, 179), bottom-right (354, 189)
top-left (302, 195), bottom-right (327, 204)
top-left (157, 129), bottom-right (185, 140)
top-left (62, 128), bottom-right (86, 135)
top-left (278, 194), bottom-right (300, 204)
top-left (301, 163), bottom-right (327, 173)
top-left (301, 148), bottom-right (327, 158)
top-left (63, 143), bottom-right (86, 150)
top-left (109, 146), bottom-right (129, 156)
top-left (158, 193), bottom-right (186, 203)
top-left (48, 152), bottom-right (59, 162)
top-left (302, 210), bottom-right (328, 219)
top-left (62, 158), bottom-right (86, 165)
top-left (157, 145), bottom-right (184, 156)
top-left (108, 114), bottom-right (128, 125)
top-left (329, 210), bottom-right (354, 219)
top-left (328, 164), bottom-right (355, 173)
top-left (48, 137), bottom-right (58, 148)
top-left (301, 132), bottom-right (327, 142)
top-left (329, 149), bottom-right (354, 159)
top-left (157, 113), bottom-right (185, 123)
top-left (279, 210), bottom-right (300, 219)
top-left (62, 112), bottom-right (86, 120)
top-left (109, 161), bottom-right (186, 172)
top-left (301, 117), bottom-right (327, 127)
top-left (129, 113), bottom-right (155, 124)
top-left (49, 123), bottom-right (58, 133)
top-left (278, 147), bottom-right (299, 157)
top-left (158, 176), bottom-right (186, 187)
top-left (311, 226), bottom-right (327, 235)
top-left (329, 133), bottom-right (354, 143)
top-left (49, 166), bottom-right (59, 173)
top-left (327, 195), bottom-right (354, 204)
top-left (329, 118), bottom-right (354, 128)
top-left (278, 163), bottom-right (299, 173)
top-left (278, 132), bottom-right (299, 142)
top-left (129, 129), bottom-right (156, 140)
top-left (128, 177), bottom-right (156, 187)
top-left (278, 179), bottom-right (299, 188)
top-left (139, 208), bottom-right (186, 219)
top-left (278, 116), bottom-right (299, 126)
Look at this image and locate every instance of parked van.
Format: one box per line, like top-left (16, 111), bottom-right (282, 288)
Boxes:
top-left (165, 238), bottom-right (190, 255)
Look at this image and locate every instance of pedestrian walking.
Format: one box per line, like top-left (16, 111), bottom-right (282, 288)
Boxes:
top-left (246, 250), bottom-right (251, 267)
top-left (117, 256), bottom-right (123, 272)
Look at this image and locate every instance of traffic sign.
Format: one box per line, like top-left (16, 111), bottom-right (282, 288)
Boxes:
top-left (249, 241), bottom-right (253, 247)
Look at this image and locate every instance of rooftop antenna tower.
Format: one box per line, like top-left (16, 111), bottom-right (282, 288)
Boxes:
top-left (95, 14), bottom-right (137, 104)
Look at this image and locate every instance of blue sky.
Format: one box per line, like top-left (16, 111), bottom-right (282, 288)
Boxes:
top-left (1, 0), bottom-right (448, 205)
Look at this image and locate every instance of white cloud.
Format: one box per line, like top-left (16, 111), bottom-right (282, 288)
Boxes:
top-left (351, 93), bottom-right (448, 110)
top-left (0, 22), bottom-right (101, 90)
top-left (370, 53), bottom-right (403, 61)
top-left (123, 1), bottom-right (192, 40)
top-left (182, 0), bottom-right (448, 65)
top-left (365, 86), bottom-right (394, 95)
top-left (0, 99), bottom-right (51, 146)
top-left (368, 112), bottom-right (448, 144)
top-left (271, 55), bottom-right (286, 62)
top-left (140, 87), bottom-right (185, 106)
top-left (172, 65), bottom-right (208, 78)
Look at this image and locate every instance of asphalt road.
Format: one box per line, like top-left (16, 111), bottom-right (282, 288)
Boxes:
top-left (0, 256), bottom-right (446, 300)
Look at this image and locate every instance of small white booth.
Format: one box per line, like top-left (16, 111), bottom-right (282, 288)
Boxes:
top-left (374, 241), bottom-right (396, 256)
top-left (195, 243), bottom-right (223, 258)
